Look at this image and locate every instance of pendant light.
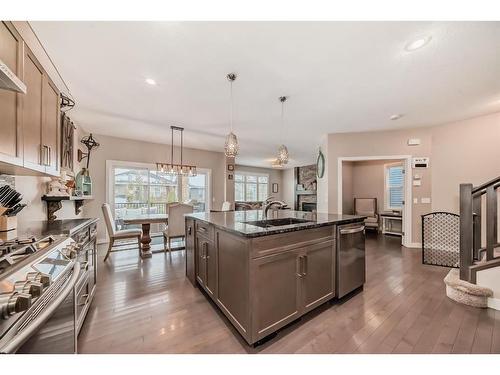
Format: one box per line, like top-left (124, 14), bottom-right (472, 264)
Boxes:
top-left (224, 73), bottom-right (239, 157)
top-left (156, 126), bottom-right (197, 176)
top-left (277, 96), bottom-right (289, 164)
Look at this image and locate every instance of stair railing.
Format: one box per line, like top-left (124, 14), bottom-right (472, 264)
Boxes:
top-left (459, 176), bottom-right (500, 282)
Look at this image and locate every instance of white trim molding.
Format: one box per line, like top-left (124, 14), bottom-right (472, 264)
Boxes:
top-left (337, 155), bottom-right (413, 248)
top-left (487, 297), bottom-right (500, 311)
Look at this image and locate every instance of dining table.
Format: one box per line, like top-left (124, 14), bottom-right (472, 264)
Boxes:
top-left (122, 213), bottom-right (168, 258)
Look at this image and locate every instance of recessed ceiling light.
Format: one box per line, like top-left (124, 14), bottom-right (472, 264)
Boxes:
top-left (390, 114), bottom-right (403, 121)
top-left (145, 78), bottom-right (156, 85)
top-left (405, 36), bottom-right (432, 52)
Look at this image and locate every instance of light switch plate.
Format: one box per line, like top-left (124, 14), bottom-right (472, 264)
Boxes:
top-left (413, 180), bottom-right (422, 186)
top-left (421, 197), bottom-right (431, 204)
top-left (413, 198), bottom-right (418, 204)
top-left (408, 138), bottom-right (421, 146)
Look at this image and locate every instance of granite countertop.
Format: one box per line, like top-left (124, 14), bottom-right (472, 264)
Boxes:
top-left (186, 210), bottom-right (365, 238)
top-left (13, 218), bottom-right (99, 240)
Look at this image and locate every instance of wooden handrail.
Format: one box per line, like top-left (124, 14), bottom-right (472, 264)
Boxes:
top-left (472, 175), bottom-right (500, 194)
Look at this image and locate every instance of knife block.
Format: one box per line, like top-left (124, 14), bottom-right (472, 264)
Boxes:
top-left (0, 215), bottom-right (17, 232)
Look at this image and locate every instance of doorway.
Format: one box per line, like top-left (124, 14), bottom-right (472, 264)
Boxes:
top-left (337, 156), bottom-right (413, 248)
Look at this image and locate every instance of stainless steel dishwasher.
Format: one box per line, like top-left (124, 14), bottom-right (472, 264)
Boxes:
top-left (336, 222), bottom-right (366, 298)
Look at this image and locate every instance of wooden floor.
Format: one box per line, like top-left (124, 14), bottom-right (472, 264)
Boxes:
top-left (78, 232), bottom-right (500, 354)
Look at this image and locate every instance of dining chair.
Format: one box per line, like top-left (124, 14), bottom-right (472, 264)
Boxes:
top-left (163, 203), bottom-right (193, 252)
top-left (102, 203), bottom-right (143, 261)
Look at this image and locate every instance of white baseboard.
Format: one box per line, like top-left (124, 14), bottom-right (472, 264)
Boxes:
top-left (487, 297), bottom-right (500, 311)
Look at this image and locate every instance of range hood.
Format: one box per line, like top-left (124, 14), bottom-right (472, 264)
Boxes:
top-left (0, 58), bottom-right (26, 94)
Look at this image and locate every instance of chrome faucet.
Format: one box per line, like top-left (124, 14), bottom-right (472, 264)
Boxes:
top-left (263, 200), bottom-right (287, 218)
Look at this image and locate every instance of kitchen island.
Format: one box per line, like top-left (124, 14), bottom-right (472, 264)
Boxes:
top-left (185, 210), bottom-right (365, 345)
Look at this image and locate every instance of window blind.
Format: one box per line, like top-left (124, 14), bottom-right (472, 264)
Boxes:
top-left (387, 165), bottom-right (404, 208)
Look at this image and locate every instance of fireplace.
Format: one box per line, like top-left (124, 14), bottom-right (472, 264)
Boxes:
top-left (302, 202), bottom-right (317, 212)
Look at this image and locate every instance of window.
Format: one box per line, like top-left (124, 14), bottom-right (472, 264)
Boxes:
top-left (112, 166), bottom-right (179, 220)
top-left (183, 172), bottom-right (209, 212)
top-left (385, 163), bottom-right (404, 210)
top-left (235, 172), bottom-right (269, 202)
top-left (107, 161), bottom-right (211, 231)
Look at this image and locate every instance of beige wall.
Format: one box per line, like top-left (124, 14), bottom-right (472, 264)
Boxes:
top-left (431, 112), bottom-right (500, 213)
top-left (235, 165), bottom-right (283, 201)
top-left (327, 111), bottom-right (500, 244)
top-left (343, 159), bottom-right (404, 215)
top-left (83, 134), bottom-right (227, 241)
top-left (341, 161), bottom-right (354, 214)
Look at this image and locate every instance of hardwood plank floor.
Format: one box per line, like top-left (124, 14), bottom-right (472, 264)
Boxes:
top-left (78, 232), bottom-right (500, 354)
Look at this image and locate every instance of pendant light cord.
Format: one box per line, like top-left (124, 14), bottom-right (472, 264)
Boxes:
top-left (230, 79), bottom-right (233, 133)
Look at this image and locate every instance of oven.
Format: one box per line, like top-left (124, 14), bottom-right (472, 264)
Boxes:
top-left (0, 262), bottom-right (81, 354)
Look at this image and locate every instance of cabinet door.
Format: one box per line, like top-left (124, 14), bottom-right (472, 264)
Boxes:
top-left (195, 236), bottom-right (207, 286)
top-left (251, 250), bottom-right (301, 340)
top-left (22, 48), bottom-right (44, 171)
top-left (42, 77), bottom-right (60, 175)
top-left (301, 240), bottom-right (335, 313)
top-left (185, 218), bottom-right (196, 285)
top-left (0, 21), bottom-right (23, 162)
top-left (205, 239), bottom-right (217, 298)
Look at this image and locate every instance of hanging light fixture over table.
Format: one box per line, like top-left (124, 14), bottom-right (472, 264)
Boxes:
top-left (224, 73), bottom-right (239, 157)
top-left (156, 126), bottom-right (197, 176)
top-left (277, 96), bottom-right (289, 164)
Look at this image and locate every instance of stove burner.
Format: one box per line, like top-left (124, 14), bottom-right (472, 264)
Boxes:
top-left (0, 237), bottom-right (54, 275)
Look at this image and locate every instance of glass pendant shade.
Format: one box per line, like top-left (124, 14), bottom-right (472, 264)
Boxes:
top-left (277, 144), bottom-right (289, 164)
top-left (224, 131), bottom-right (239, 157)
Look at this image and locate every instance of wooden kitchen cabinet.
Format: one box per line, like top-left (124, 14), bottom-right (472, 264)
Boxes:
top-left (205, 238), bottom-right (217, 297)
top-left (0, 22), bottom-right (60, 177)
top-left (251, 249), bottom-right (302, 340)
top-left (42, 76), bottom-right (60, 175)
top-left (185, 218), bottom-right (196, 285)
top-left (188, 216), bottom-right (353, 345)
top-left (195, 236), bottom-right (207, 286)
top-left (301, 240), bottom-right (335, 313)
top-left (21, 47), bottom-right (60, 175)
top-left (0, 21), bottom-right (23, 166)
top-left (22, 47), bottom-right (44, 172)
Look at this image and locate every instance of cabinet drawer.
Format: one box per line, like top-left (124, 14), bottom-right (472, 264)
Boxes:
top-left (251, 226), bottom-right (334, 259)
top-left (195, 220), bottom-right (214, 240)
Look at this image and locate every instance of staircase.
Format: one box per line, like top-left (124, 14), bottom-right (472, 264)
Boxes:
top-left (445, 176), bottom-right (500, 309)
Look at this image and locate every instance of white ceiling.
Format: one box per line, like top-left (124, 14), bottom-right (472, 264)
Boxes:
top-left (30, 21), bottom-right (500, 168)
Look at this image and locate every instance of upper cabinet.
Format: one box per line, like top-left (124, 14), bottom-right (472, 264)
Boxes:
top-left (42, 77), bottom-right (60, 174)
top-left (22, 48), bottom-right (44, 172)
top-left (0, 21), bottom-right (23, 165)
top-left (0, 21), bottom-right (60, 177)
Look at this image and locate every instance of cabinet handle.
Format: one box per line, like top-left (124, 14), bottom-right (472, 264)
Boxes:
top-left (296, 256), bottom-right (304, 278)
top-left (187, 226), bottom-right (192, 235)
top-left (48, 146), bottom-right (51, 166)
top-left (302, 255), bottom-right (308, 276)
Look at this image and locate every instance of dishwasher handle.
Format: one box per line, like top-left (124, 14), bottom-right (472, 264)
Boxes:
top-left (339, 226), bottom-right (365, 235)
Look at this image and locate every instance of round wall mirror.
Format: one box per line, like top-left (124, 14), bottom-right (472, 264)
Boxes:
top-left (316, 150), bottom-right (325, 178)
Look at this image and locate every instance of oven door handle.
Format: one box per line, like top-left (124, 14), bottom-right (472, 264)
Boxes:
top-left (0, 262), bottom-right (81, 354)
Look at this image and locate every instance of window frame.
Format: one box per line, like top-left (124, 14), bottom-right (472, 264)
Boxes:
top-left (234, 170), bottom-right (270, 202)
top-left (106, 160), bottom-right (211, 215)
top-left (384, 162), bottom-right (405, 211)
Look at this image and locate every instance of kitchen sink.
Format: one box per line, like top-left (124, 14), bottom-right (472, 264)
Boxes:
top-left (243, 218), bottom-right (313, 228)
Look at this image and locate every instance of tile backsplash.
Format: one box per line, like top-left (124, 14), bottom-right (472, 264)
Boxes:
top-left (0, 174), bottom-right (15, 189)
